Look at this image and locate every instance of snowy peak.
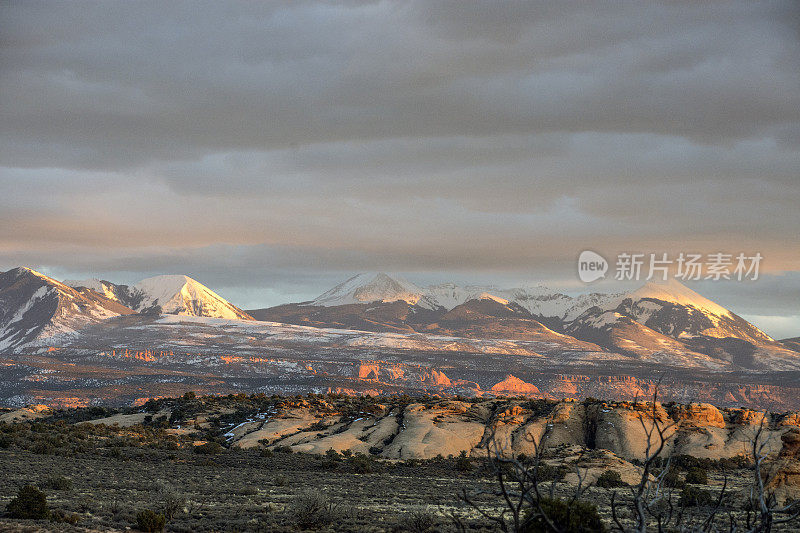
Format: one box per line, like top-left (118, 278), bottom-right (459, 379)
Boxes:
top-left (421, 284), bottom-right (491, 310)
top-left (422, 282), bottom-right (574, 318)
top-left (311, 273), bottom-right (438, 310)
top-left (623, 279), bottom-right (731, 318)
top-left (132, 275), bottom-right (253, 320)
top-left (570, 279), bottom-right (773, 346)
top-left (0, 267), bottom-right (133, 352)
top-left (11, 267), bottom-right (70, 291)
top-left (472, 292), bottom-right (511, 306)
top-left (67, 274), bottom-right (253, 320)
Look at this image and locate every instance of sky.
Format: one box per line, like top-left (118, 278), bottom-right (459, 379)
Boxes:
top-left (1, 1), bottom-right (799, 338)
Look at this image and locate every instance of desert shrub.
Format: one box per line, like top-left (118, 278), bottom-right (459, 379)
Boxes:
top-left (523, 399), bottom-right (555, 418)
top-left (522, 497), bottom-right (605, 533)
top-left (274, 474), bottom-right (289, 486)
top-left (396, 508), bottom-right (437, 532)
top-left (154, 482), bottom-right (185, 520)
top-left (308, 420), bottom-right (330, 431)
top-left (349, 454), bottom-right (374, 474)
top-left (274, 445), bottom-right (293, 453)
top-left (260, 448), bottom-right (273, 457)
top-left (679, 486), bottom-right (713, 507)
top-left (673, 454), bottom-right (739, 472)
top-left (325, 448), bottom-right (341, 461)
top-left (6, 485), bottom-right (49, 519)
top-left (684, 467), bottom-right (708, 485)
top-left (168, 408), bottom-right (186, 425)
top-left (661, 467), bottom-right (685, 489)
top-left (717, 454), bottom-right (752, 470)
top-left (595, 470), bottom-right (627, 488)
top-left (136, 508), bottom-right (166, 532)
top-left (318, 457), bottom-right (340, 470)
top-left (108, 499), bottom-right (122, 519)
top-left (535, 463), bottom-right (567, 482)
top-left (290, 490), bottom-right (339, 529)
top-left (150, 415), bottom-right (169, 428)
top-left (455, 450), bottom-right (471, 472)
top-left (77, 498), bottom-right (96, 514)
top-left (50, 509), bottom-right (80, 525)
top-left (42, 475), bottom-right (72, 491)
top-left (238, 485), bottom-right (258, 496)
top-left (193, 441), bottom-right (223, 455)
top-left (32, 441), bottom-right (56, 455)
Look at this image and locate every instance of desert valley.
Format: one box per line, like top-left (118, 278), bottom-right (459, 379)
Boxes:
top-left (3, 268), bottom-right (800, 530)
top-left (1, 267), bottom-right (798, 410)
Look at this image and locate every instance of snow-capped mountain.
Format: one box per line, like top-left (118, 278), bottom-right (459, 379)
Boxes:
top-left (308, 272), bottom-right (440, 310)
top-left (421, 283), bottom-right (492, 310)
top-left (0, 267), bottom-right (134, 352)
top-left (564, 279), bottom-right (798, 369)
top-left (421, 283), bottom-right (618, 324)
top-left (587, 279), bottom-right (772, 343)
top-left (67, 275), bottom-right (253, 320)
top-left (298, 274), bottom-right (610, 324)
top-left (421, 283), bottom-right (572, 315)
top-left (133, 275), bottom-right (252, 320)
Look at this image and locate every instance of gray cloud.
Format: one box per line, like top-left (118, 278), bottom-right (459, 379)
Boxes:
top-left (0, 1), bottom-right (798, 336)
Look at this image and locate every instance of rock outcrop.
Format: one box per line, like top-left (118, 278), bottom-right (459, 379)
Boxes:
top-left (223, 398), bottom-right (800, 462)
top-left (764, 428), bottom-right (800, 504)
top-left (490, 375), bottom-right (540, 396)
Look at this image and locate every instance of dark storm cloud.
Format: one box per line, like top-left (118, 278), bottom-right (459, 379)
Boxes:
top-left (1, 1), bottom-right (799, 335)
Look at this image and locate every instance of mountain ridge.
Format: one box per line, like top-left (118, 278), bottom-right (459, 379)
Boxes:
top-left (66, 274), bottom-right (252, 321)
top-left (0, 267), bottom-right (135, 351)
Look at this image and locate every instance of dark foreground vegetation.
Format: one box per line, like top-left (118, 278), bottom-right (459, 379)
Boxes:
top-left (0, 392), bottom-right (798, 532)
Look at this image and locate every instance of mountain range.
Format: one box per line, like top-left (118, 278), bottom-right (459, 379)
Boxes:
top-left (1, 268), bottom-right (798, 373)
top-left (249, 272), bottom-right (798, 370)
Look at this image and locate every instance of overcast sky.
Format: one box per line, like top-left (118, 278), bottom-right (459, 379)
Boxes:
top-left (1, 1), bottom-right (798, 337)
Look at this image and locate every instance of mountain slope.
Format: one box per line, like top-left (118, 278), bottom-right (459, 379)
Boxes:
top-left (566, 309), bottom-right (724, 367)
top-left (309, 272), bottom-right (439, 310)
top-left (608, 279), bottom-right (772, 343)
top-left (425, 296), bottom-right (604, 351)
top-left (782, 337), bottom-right (800, 352)
top-left (64, 278), bottom-right (148, 309)
top-left (566, 279), bottom-right (797, 369)
top-left (249, 299), bottom-right (440, 334)
top-left (0, 267), bottom-right (134, 352)
top-left (67, 275), bottom-right (253, 320)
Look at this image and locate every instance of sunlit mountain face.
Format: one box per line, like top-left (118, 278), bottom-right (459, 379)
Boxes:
top-left (2, 267), bottom-right (799, 410)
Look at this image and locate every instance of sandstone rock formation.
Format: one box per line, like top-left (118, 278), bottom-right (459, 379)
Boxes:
top-left (764, 427), bottom-right (800, 504)
top-left (222, 398), bottom-right (800, 462)
top-left (490, 375), bottom-right (540, 396)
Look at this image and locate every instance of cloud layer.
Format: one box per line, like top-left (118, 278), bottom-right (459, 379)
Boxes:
top-left (1, 1), bottom-right (798, 335)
